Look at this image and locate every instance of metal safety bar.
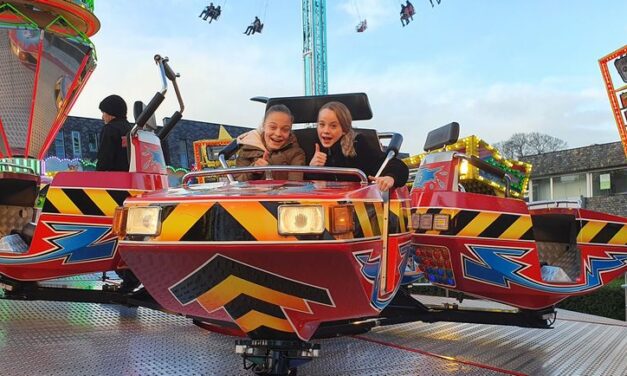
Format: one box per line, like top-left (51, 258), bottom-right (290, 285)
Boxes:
top-left (182, 166), bottom-right (368, 187)
top-left (374, 132), bottom-right (403, 178)
top-left (130, 55), bottom-right (170, 137)
top-left (623, 273), bottom-right (626, 321)
top-left (0, 162), bottom-right (36, 174)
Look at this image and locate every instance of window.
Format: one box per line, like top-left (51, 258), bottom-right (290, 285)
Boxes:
top-left (532, 178), bottom-right (551, 201)
top-left (87, 132), bottom-right (98, 152)
top-left (552, 173), bottom-right (586, 200)
top-left (71, 131), bottom-right (82, 158)
top-left (54, 131), bottom-right (65, 159)
top-left (205, 146), bottom-right (225, 160)
top-left (592, 168), bottom-right (627, 196)
top-left (177, 140), bottom-right (188, 168)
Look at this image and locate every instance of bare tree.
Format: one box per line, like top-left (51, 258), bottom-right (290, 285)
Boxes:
top-left (494, 132), bottom-right (567, 160)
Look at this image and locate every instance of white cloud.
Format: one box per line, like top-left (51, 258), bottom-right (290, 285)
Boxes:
top-left (333, 63), bottom-right (619, 154)
top-left (69, 1), bottom-right (622, 158)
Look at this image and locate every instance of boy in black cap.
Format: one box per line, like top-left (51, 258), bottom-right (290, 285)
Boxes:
top-left (96, 94), bottom-right (132, 171)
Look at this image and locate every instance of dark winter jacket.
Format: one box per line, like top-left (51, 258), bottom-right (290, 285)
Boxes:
top-left (96, 118), bottom-right (132, 171)
top-left (305, 133), bottom-right (409, 187)
top-left (235, 130), bottom-right (306, 181)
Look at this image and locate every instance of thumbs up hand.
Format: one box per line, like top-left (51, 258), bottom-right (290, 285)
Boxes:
top-left (309, 143), bottom-right (327, 166)
top-left (253, 151), bottom-right (270, 167)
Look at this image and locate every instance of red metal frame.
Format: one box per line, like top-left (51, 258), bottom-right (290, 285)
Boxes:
top-left (37, 51), bottom-right (93, 159)
top-left (599, 45), bottom-right (627, 157)
top-left (0, 115), bottom-right (10, 158)
top-left (23, 30), bottom-right (44, 158)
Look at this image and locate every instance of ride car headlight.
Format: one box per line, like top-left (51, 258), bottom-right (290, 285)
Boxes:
top-left (432, 214), bottom-right (450, 231)
top-left (330, 205), bottom-right (354, 234)
top-left (459, 159), bottom-right (469, 177)
top-left (278, 205), bottom-right (324, 235)
top-left (125, 206), bottom-right (162, 236)
top-left (418, 213), bottom-right (433, 230)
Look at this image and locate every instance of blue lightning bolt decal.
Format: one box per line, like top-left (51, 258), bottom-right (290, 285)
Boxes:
top-left (413, 166), bottom-right (444, 189)
top-left (463, 245), bottom-right (627, 293)
top-left (354, 244), bottom-right (412, 310)
top-left (0, 223), bottom-right (117, 265)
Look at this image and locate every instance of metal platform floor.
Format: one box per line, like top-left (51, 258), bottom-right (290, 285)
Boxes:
top-left (1, 279), bottom-right (626, 375)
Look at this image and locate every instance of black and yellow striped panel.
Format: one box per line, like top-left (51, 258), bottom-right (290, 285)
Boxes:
top-left (42, 188), bottom-right (136, 216)
top-left (578, 220), bottom-right (627, 245)
top-left (170, 255), bottom-right (333, 340)
top-left (389, 199), bottom-right (411, 234)
top-left (152, 200), bottom-right (385, 242)
top-left (413, 207), bottom-right (534, 241)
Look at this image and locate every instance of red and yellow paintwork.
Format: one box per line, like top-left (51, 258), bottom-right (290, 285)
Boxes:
top-left (411, 152), bottom-right (627, 309)
top-left (0, 130), bottom-right (169, 281)
top-left (118, 181), bottom-right (412, 341)
top-left (0, 171), bottom-right (167, 281)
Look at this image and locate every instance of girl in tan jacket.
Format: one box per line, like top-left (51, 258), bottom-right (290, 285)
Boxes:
top-left (235, 104), bottom-right (305, 181)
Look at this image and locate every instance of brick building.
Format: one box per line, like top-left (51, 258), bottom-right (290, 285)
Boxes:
top-left (47, 116), bottom-right (252, 169)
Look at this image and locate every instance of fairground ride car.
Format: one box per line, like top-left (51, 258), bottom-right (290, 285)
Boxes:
top-left (410, 122), bottom-right (627, 310)
top-left (0, 55), bottom-right (184, 307)
top-left (111, 93), bottom-right (626, 375)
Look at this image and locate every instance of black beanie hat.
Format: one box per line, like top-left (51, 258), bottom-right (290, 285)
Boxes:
top-left (99, 94), bottom-right (127, 118)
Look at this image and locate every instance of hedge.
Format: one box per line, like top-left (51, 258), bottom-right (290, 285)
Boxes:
top-left (409, 277), bottom-right (626, 321)
top-left (557, 278), bottom-right (625, 321)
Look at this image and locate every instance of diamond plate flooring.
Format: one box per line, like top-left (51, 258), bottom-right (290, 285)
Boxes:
top-left (0, 278), bottom-right (625, 375)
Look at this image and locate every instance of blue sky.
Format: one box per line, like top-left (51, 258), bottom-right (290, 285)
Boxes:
top-left (71, 0), bottom-right (627, 155)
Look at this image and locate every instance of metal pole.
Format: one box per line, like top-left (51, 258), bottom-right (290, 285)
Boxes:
top-left (623, 272), bottom-right (626, 321)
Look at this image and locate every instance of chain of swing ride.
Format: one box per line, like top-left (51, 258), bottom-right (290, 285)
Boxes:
top-left (197, 0), bottom-right (443, 34)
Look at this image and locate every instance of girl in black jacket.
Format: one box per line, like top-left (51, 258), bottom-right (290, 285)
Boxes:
top-left (307, 101), bottom-right (409, 191)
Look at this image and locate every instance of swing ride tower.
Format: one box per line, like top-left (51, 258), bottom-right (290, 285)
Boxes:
top-left (302, 0), bottom-right (327, 95)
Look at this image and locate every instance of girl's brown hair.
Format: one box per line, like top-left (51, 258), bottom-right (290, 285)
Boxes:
top-left (258, 104), bottom-right (294, 130)
top-left (319, 101), bottom-right (356, 157)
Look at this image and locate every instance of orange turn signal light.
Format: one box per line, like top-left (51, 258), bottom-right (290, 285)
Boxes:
top-left (111, 206), bottom-right (128, 237)
top-left (331, 205), bottom-right (354, 234)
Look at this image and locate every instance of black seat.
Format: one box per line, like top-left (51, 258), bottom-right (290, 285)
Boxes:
top-left (293, 127), bottom-right (381, 165)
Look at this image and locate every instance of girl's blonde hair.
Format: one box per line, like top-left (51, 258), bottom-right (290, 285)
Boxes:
top-left (319, 101), bottom-right (356, 157)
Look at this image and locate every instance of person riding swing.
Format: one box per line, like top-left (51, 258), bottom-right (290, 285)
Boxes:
top-left (244, 16), bottom-right (263, 35)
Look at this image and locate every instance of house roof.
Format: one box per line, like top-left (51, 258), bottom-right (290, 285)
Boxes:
top-left (521, 141), bottom-right (626, 177)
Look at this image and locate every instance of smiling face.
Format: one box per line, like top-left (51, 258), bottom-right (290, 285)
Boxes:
top-left (262, 111), bottom-right (293, 151)
top-left (317, 108), bottom-right (345, 148)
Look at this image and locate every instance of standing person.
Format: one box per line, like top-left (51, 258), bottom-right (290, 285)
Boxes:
top-left (307, 101), bottom-right (408, 191)
top-left (96, 94), bottom-right (132, 172)
top-left (235, 104), bottom-right (306, 181)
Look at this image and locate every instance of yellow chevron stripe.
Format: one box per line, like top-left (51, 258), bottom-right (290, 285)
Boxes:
top-left (373, 202), bottom-right (384, 235)
top-left (220, 201), bottom-right (297, 241)
top-left (236, 311), bottom-right (294, 333)
top-left (83, 189), bottom-right (119, 217)
top-left (354, 202), bottom-right (373, 237)
top-left (499, 215), bottom-right (532, 240)
top-left (399, 205), bottom-right (407, 233)
top-left (608, 225), bottom-right (627, 245)
top-left (46, 188), bottom-right (81, 215)
top-left (196, 275), bottom-right (309, 312)
top-left (457, 211), bottom-right (501, 237)
top-left (158, 203), bottom-right (213, 241)
top-left (579, 221), bottom-right (607, 243)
